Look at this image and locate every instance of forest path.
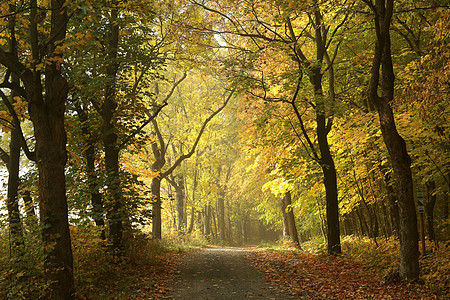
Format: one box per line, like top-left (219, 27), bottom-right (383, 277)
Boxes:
top-left (169, 247), bottom-right (299, 299)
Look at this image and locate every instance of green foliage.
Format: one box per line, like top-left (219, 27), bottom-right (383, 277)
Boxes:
top-left (0, 222), bottom-right (47, 300)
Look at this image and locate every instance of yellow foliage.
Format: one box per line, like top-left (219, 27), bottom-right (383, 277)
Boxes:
top-left (262, 177), bottom-right (293, 197)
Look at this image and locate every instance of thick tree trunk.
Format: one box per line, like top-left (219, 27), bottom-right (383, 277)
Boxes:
top-left (317, 114), bottom-right (341, 254)
top-left (101, 8), bottom-right (124, 251)
top-left (378, 104), bottom-right (419, 279)
top-left (28, 1), bottom-right (74, 297)
top-left (33, 103), bottom-right (74, 297)
top-left (1, 0), bottom-right (74, 296)
top-left (366, 0), bottom-right (419, 280)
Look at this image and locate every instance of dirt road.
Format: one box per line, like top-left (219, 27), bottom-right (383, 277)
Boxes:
top-left (169, 247), bottom-right (298, 299)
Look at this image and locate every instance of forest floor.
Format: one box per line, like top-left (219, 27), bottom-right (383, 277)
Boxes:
top-left (91, 241), bottom-right (448, 299)
top-left (147, 246), bottom-right (446, 300)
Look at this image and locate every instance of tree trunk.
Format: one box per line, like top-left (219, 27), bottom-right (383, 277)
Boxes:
top-left (151, 177), bottom-right (162, 239)
top-left (7, 126), bottom-right (24, 250)
top-left (310, 55), bottom-right (340, 254)
top-left (0, 0), bottom-right (74, 296)
top-left (22, 190), bottom-right (36, 218)
top-left (76, 105), bottom-right (105, 239)
top-left (204, 204), bottom-right (211, 237)
top-left (382, 167), bottom-right (400, 236)
top-left (175, 176), bottom-right (185, 232)
top-left (212, 207), bottom-right (218, 239)
top-left (366, 0), bottom-right (419, 280)
top-left (187, 206), bottom-right (195, 234)
top-left (5, 1), bottom-right (23, 252)
top-left (283, 191), bottom-right (301, 248)
top-left (187, 168), bottom-right (198, 234)
top-left (317, 114), bottom-right (341, 254)
top-left (102, 8), bottom-right (124, 251)
top-left (6, 79), bottom-right (23, 251)
top-left (355, 207), bottom-right (368, 237)
top-left (425, 180), bottom-right (437, 241)
top-left (242, 213), bottom-right (249, 244)
top-left (279, 198), bottom-right (289, 238)
top-left (218, 193), bottom-right (225, 242)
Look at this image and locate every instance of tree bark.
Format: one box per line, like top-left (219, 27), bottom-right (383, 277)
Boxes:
top-left (6, 127), bottom-right (23, 250)
top-left (355, 206), bottom-right (368, 237)
top-left (0, 0), bottom-right (74, 296)
top-left (283, 191), bottom-right (301, 248)
top-left (218, 192), bottom-right (225, 242)
top-left (279, 198), bottom-right (289, 238)
top-left (175, 176), bottom-right (186, 232)
top-left (383, 170), bottom-right (400, 236)
top-left (187, 206), bottom-right (195, 234)
top-left (32, 1), bottom-right (74, 296)
top-left (151, 177), bottom-right (162, 239)
top-left (101, 7), bottom-right (124, 251)
top-left (311, 62), bottom-right (341, 254)
top-left (187, 168), bottom-right (198, 234)
top-left (365, 0), bottom-right (419, 280)
top-left (6, 13), bottom-right (23, 250)
top-left (75, 105), bottom-right (105, 239)
top-left (204, 204), bottom-right (211, 237)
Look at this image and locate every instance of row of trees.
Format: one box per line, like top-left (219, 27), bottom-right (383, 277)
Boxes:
top-left (0, 0), bottom-right (448, 297)
top-left (0, 0), bottom-right (236, 298)
top-left (151, 0), bottom-right (448, 282)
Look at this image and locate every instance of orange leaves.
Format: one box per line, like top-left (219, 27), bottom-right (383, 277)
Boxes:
top-left (248, 248), bottom-right (436, 299)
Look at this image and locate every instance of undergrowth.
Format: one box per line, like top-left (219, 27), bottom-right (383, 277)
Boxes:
top-left (305, 235), bottom-right (449, 297)
top-left (1, 225), bottom-right (188, 299)
top-left (257, 235), bottom-right (449, 297)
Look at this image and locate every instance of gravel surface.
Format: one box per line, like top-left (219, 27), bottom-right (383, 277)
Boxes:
top-left (169, 247), bottom-right (297, 299)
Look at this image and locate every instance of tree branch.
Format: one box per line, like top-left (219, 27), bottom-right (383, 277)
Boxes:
top-left (120, 73), bottom-right (187, 148)
top-left (0, 90), bottom-right (36, 161)
top-left (161, 89), bottom-right (234, 178)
